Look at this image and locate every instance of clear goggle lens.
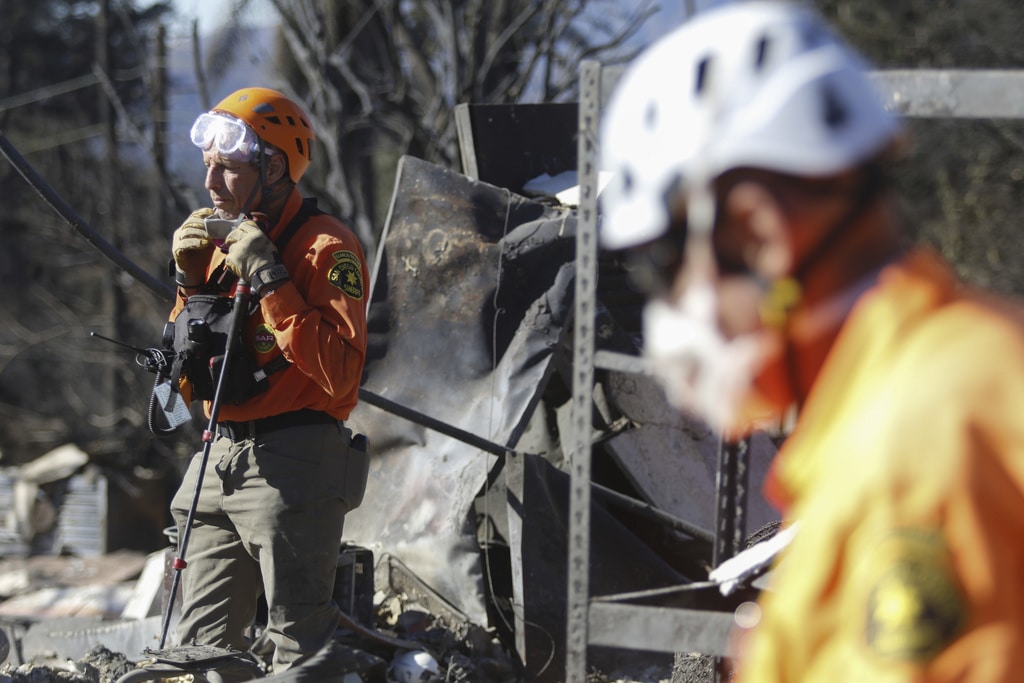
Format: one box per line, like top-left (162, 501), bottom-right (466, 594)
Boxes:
top-left (190, 112), bottom-right (270, 161)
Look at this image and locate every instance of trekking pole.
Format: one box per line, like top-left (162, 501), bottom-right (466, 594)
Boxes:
top-left (159, 282), bottom-right (252, 649)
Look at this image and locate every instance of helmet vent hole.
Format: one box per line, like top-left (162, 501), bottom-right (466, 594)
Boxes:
top-left (644, 102), bottom-right (658, 130)
top-left (694, 56), bottom-right (711, 96)
top-left (754, 36), bottom-right (770, 70)
top-left (295, 138), bottom-right (304, 157)
top-left (286, 115), bottom-right (296, 126)
top-left (265, 115), bottom-right (282, 125)
top-left (821, 83), bottom-right (848, 128)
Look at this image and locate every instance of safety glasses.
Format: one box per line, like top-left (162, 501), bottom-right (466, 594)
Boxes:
top-left (189, 112), bottom-right (273, 162)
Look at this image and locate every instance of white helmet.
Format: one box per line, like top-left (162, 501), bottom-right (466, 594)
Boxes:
top-left (599, 0), bottom-right (903, 250)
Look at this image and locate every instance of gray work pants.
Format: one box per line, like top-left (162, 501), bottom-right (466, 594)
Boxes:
top-left (170, 421), bottom-right (354, 672)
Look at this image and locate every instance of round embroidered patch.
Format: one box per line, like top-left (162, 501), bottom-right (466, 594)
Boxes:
top-left (253, 324), bottom-right (277, 354)
top-left (328, 250), bottom-right (364, 300)
top-left (863, 528), bottom-right (965, 663)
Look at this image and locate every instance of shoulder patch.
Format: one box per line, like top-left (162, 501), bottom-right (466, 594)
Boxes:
top-left (327, 250), bottom-right (364, 300)
top-left (253, 323), bottom-right (277, 354)
top-left (863, 528), bottom-right (966, 663)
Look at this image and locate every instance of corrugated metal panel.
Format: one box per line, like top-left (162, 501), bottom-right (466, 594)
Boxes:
top-left (54, 473), bottom-right (107, 556)
top-left (0, 471), bottom-right (30, 558)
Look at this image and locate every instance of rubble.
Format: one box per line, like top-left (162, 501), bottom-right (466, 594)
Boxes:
top-left (5, 645), bottom-right (135, 683)
top-left (0, 549), bottom-right (524, 683)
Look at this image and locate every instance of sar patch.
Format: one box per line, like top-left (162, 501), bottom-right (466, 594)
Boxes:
top-left (863, 528), bottom-right (966, 663)
top-left (327, 250), bottom-right (364, 300)
top-left (253, 324), bottom-right (278, 354)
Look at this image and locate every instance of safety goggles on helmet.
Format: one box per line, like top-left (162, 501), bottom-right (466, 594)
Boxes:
top-left (189, 112), bottom-right (274, 162)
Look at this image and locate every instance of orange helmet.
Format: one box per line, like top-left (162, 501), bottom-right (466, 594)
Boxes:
top-left (211, 87), bottom-right (315, 183)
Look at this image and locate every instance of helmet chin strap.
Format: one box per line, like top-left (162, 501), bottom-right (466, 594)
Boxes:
top-left (793, 164), bottom-right (887, 285)
top-left (770, 163), bottom-right (888, 409)
top-left (237, 137), bottom-right (272, 220)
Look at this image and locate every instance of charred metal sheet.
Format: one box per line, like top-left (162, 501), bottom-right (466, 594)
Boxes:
top-left (345, 155), bottom-right (575, 626)
top-left (600, 371), bottom-right (780, 540)
top-left (505, 452), bottom-right (690, 683)
top-left (374, 553), bottom-right (471, 630)
top-left (587, 603), bottom-right (734, 657)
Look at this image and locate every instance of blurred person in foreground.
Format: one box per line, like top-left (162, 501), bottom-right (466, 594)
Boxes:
top-left (168, 87), bottom-right (370, 674)
top-left (599, 1), bottom-right (1024, 681)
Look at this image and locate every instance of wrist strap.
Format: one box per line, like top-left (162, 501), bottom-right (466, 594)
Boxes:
top-left (174, 269), bottom-right (204, 289)
top-left (251, 263), bottom-right (290, 298)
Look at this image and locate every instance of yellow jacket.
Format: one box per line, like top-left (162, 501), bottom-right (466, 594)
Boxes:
top-left (740, 249), bottom-right (1024, 682)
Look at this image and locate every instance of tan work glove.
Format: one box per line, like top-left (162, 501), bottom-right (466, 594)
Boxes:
top-left (223, 219), bottom-right (290, 297)
top-left (172, 208), bottom-right (215, 288)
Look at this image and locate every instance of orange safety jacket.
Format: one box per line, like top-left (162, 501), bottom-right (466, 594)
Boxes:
top-left (169, 188), bottom-right (369, 422)
top-left (738, 248), bottom-right (1024, 682)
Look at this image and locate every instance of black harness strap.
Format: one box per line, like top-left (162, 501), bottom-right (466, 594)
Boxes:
top-left (275, 197), bottom-right (323, 253)
top-left (249, 198), bottom-right (322, 377)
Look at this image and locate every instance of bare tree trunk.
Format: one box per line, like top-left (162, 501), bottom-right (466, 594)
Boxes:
top-left (255, 0), bottom-right (652, 256)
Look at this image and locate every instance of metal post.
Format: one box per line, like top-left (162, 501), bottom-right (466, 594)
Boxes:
top-left (712, 437), bottom-right (750, 567)
top-left (565, 59), bottom-right (602, 683)
top-left (711, 436), bottom-right (750, 683)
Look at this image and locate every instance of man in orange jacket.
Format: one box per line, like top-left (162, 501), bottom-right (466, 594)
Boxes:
top-left (599, 2), bottom-right (1024, 681)
top-left (168, 87), bottom-right (370, 674)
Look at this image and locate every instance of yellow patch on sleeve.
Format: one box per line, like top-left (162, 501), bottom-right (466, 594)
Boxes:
top-left (862, 528), bottom-right (966, 663)
top-left (253, 323), bottom-right (277, 354)
top-left (327, 250), bottom-right (364, 300)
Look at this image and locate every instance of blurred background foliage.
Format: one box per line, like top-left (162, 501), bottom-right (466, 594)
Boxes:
top-left (818, 0), bottom-right (1024, 294)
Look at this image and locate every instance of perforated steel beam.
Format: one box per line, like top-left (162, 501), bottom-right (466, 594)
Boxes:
top-left (565, 59), bottom-right (602, 683)
top-left (872, 70), bottom-right (1024, 119)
